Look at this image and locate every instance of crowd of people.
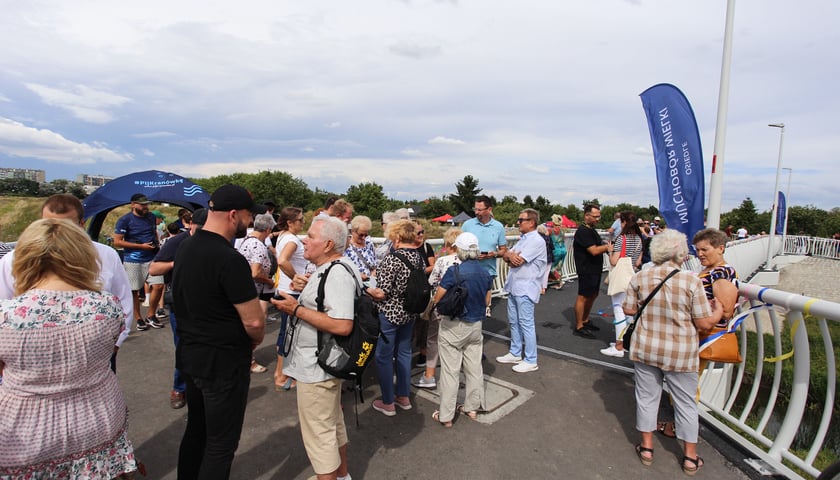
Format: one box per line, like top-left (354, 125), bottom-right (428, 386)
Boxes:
top-left (0, 188), bottom-right (742, 479)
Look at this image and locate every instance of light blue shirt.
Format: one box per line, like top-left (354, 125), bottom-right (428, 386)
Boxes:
top-left (462, 217), bottom-right (507, 277)
top-left (503, 230), bottom-right (546, 304)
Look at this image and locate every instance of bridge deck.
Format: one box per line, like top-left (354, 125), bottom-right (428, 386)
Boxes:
top-left (120, 254), bottom-right (833, 479)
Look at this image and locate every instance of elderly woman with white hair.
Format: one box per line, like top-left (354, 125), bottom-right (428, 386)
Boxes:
top-left (345, 215), bottom-right (377, 281)
top-left (236, 212), bottom-right (277, 373)
top-left (622, 229), bottom-right (722, 475)
top-left (430, 232), bottom-right (493, 427)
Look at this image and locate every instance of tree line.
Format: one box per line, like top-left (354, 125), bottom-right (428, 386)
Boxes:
top-left (3, 171), bottom-right (838, 238)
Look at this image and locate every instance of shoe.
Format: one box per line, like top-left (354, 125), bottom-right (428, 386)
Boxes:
top-left (431, 410), bottom-right (452, 428)
top-left (170, 390), bottom-right (186, 409)
top-left (583, 322), bottom-right (600, 331)
top-left (512, 361), bottom-right (539, 373)
top-left (656, 421), bottom-right (677, 438)
top-left (496, 353), bottom-right (522, 364)
top-left (573, 327), bottom-right (596, 339)
top-left (250, 361), bottom-right (267, 374)
top-left (372, 399), bottom-right (396, 417)
top-left (146, 316), bottom-right (164, 329)
top-left (415, 354), bottom-right (427, 368)
top-left (600, 345), bottom-right (625, 358)
top-left (136, 319), bottom-right (149, 331)
top-left (681, 455), bottom-right (704, 476)
top-left (155, 308), bottom-right (167, 319)
top-left (635, 444), bottom-right (654, 466)
top-left (412, 376), bottom-right (436, 388)
top-left (394, 396), bottom-right (412, 410)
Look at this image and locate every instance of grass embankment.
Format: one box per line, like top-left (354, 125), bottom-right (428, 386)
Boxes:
top-left (0, 196), bottom-right (185, 243)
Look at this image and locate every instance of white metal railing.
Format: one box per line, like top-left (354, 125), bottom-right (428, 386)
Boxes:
top-left (696, 282), bottom-right (839, 479)
top-left (785, 236), bottom-right (840, 260)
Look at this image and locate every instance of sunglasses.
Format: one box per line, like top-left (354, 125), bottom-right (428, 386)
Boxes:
top-left (356, 232), bottom-right (369, 238)
top-left (417, 230), bottom-right (425, 235)
top-left (516, 217), bottom-right (532, 223)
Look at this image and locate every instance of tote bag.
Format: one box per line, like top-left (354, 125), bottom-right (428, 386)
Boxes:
top-left (607, 236), bottom-right (634, 296)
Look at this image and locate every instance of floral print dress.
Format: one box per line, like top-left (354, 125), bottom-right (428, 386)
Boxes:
top-left (0, 289), bottom-right (137, 479)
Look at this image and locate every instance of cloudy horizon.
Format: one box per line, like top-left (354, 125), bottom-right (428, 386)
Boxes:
top-left (1, 0), bottom-right (838, 211)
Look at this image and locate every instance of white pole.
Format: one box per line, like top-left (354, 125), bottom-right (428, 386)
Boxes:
top-left (766, 123), bottom-right (785, 270)
top-left (706, 0), bottom-right (737, 229)
top-left (782, 167), bottom-right (792, 251)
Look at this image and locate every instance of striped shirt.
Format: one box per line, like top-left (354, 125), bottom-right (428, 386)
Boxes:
top-left (623, 262), bottom-right (712, 372)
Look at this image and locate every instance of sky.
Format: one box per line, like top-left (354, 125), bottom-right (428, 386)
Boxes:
top-left (1, 0), bottom-right (838, 212)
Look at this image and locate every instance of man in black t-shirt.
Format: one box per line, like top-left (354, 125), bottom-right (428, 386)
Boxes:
top-left (572, 204), bottom-right (613, 339)
top-left (172, 185), bottom-right (266, 479)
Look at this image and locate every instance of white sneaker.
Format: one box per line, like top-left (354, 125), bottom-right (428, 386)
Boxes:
top-left (600, 345), bottom-right (625, 358)
top-left (512, 362), bottom-right (539, 373)
top-left (496, 353), bottom-right (522, 364)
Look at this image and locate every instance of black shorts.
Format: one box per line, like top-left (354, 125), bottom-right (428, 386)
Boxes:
top-left (577, 271), bottom-right (602, 297)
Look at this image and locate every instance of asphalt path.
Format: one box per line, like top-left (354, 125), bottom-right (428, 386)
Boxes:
top-left (118, 279), bottom-right (753, 479)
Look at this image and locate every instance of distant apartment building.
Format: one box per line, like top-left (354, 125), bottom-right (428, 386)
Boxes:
top-left (76, 174), bottom-right (113, 187)
top-left (0, 168), bottom-right (46, 183)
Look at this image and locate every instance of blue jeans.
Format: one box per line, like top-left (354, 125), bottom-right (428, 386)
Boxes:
top-left (506, 295), bottom-right (538, 364)
top-left (374, 313), bottom-right (414, 404)
top-left (170, 310), bottom-right (185, 393)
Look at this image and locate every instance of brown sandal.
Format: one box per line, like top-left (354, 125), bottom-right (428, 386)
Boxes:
top-left (682, 455), bottom-right (704, 476)
top-left (457, 404), bottom-right (478, 420)
top-left (635, 444), bottom-right (654, 466)
top-left (657, 421), bottom-right (677, 438)
top-left (431, 410), bottom-right (452, 428)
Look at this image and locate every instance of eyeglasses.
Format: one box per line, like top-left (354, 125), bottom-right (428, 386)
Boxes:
top-left (473, 207), bottom-right (488, 213)
top-left (516, 217), bottom-right (532, 223)
top-left (282, 315), bottom-right (300, 356)
top-left (356, 231), bottom-right (369, 238)
top-left (417, 230), bottom-right (425, 235)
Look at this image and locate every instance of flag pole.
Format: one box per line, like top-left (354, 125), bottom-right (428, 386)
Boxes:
top-left (706, 0), bottom-right (737, 229)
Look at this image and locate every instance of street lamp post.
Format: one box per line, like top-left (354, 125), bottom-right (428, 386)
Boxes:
top-left (782, 167), bottom-right (792, 251)
top-left (766, 123), bottom-right (785, 270)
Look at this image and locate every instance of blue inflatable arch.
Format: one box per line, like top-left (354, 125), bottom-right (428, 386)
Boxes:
top-left (82, 170), bottom-right (209, 240)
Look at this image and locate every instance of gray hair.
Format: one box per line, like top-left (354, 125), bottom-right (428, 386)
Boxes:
top-left (382, 211), bottom-right (399, 224)
top-left (395, 208), bottom-right (410, 220)
top-left (650, 229), bottom-right (689, 265)
top-left (350, 215), bottom-right (372, 232)
top-left (253, 213), bottom-right (277, 233)
top-left (456, 244), bottom-right (480, 262)
top-left (312, 216), bottom-right (348, 254)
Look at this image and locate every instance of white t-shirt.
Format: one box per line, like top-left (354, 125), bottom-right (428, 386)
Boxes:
top-left (282, 257), bottom-right (358, 383)
top-left (276, 233), bottom-right (307, 294)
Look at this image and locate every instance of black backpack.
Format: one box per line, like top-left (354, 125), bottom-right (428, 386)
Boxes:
top-left (435, 264), bottom-right (467, 318)
top-left (392, 250), bottom-right (432, 314)
top-left (315, 260), bottom-right (383, 423)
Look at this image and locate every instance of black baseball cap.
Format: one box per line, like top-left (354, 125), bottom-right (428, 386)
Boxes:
top-left (130, 193), bottom-right (151, 204)
top-left (208, 184), bottom-right (266, 214)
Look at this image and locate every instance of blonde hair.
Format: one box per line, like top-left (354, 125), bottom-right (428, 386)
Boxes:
top-left (443, 228), bottom-right (463, 249)
top-left (386, 219), bottom-right (417, 245)
top-left (12, 218), bottom-right (101, 295)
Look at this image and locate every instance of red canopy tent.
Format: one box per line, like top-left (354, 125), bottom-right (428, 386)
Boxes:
top-left (431, 213), bottom-right (454, 223)
top-left (561, 215), bottom-right (578, 228)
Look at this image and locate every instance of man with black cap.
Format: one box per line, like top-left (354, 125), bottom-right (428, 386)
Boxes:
top-left (113, 193), bottom-right (162, 331)
top-left (172, 185), bottom-right (266, 479)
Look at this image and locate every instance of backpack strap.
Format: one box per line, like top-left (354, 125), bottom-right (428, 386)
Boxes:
top-left (315, 260), bottom-right (362, 357)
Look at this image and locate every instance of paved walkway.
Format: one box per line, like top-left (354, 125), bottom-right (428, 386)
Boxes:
top-left (119, 275), bottom-right (777, 479)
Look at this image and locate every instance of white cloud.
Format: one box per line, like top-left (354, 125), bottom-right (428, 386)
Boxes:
top-left (0, 117), bottom-right (133, 164)
top-left (24, 83), bottom-right (130, 124)
top-left (0, 0), bottom-right (838, 210)
top-left (141, 148), bottom-right (155, 157)
top-left (428, 136), bottom-right (465, 145)
top-left (400, 148), bottom-right (429, 157)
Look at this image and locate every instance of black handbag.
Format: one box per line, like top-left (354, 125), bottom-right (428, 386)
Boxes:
top-left (623, 269), bottom-right (679, 353)
top-left (435, 265), bottom-right (467, 318)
